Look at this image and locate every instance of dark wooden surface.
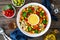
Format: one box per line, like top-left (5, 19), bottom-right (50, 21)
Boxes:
top-left (0, 0), bottom-right (60, 40)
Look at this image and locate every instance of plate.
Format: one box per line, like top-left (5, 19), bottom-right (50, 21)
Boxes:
top-left (17, 3), bottom-right (51, 37)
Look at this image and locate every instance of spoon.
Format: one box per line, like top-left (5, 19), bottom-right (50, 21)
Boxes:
top-left (0, 27), bottom-right (12, 40)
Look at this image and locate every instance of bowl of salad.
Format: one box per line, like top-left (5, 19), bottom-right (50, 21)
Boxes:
top-left (12, 0), bottom-right (25, 7)
top-left (2, 4), bottom-right (16, 18)
top-left (17, 3), bottom-right (51, 37)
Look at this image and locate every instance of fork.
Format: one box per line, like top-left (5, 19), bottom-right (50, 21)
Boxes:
top-left (0, 27), bottom-right (12, 40)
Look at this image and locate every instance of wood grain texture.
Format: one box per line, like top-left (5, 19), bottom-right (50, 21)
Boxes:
top-left (0, 0), bottom-right (60, 40)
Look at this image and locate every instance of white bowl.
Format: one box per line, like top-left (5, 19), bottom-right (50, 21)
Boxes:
top-left (17, 3), bottom-right (51, 37)
top-left (2, 6), bottom-right (16, 18)
top-left (12, 0), bottom-right (25, 7)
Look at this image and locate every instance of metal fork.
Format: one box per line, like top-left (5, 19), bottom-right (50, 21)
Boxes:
top-left (0, 27), bottom-right (12, 40)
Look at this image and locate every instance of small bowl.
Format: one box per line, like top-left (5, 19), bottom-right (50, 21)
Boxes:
top-left (12, 0), bottom-right (25, 7)
top-left (2, 6), bottom-right (16, 18)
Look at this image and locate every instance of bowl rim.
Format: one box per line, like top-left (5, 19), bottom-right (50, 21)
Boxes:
top-left (17, 3), bottom-right (51, 37)
top-left (12, 0), bottom-right (25, 7)
top-left (2, 6), bottom-right (16, 18)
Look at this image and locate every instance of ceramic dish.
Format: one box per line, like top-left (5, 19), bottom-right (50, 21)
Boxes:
top-left (17, 3), bottom-right (51, 37)
top-left (12, 0), bottom-right (25, 7)
top-left (2, 5), bottom-right (16, 18)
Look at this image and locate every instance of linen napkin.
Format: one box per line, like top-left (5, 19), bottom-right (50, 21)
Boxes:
top-left (10, 0), bottom-right (58, 40)
top-left (10, 28), bottom-right (27, 40)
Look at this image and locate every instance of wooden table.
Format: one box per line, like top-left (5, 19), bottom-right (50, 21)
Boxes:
top-left (0, 0), bottom-right (60, 40)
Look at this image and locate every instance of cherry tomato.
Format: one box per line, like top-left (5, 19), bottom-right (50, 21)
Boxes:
top-left (3, 9), bottom-right (14, 17)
